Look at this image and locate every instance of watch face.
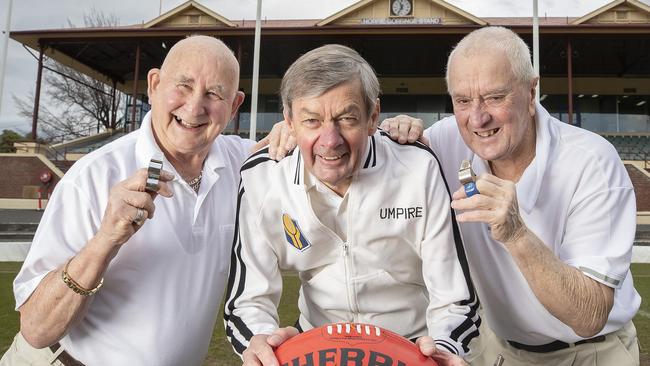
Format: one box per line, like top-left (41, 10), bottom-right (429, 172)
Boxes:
top-left (391, 0), bottom-right (412, 17)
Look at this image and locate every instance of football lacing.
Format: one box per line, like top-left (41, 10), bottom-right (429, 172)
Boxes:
top-left (325, 323), bottom-right (382, 336)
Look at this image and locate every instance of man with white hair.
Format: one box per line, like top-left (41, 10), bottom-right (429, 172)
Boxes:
top-left (381, 26), bottom-right (641, 365)
top-left (1, 36), bottom-right (253, 366)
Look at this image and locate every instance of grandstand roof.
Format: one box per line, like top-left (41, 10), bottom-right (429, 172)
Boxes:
top-left (10, 0), bottom-right (650, 95)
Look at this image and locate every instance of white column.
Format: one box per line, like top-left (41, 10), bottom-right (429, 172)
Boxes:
top-left (616, 96), bottom-right (621, 132)
top-left (249, 0), bottom-right (262, 141)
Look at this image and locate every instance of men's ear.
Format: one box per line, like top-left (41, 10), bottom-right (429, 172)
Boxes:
top-left (368, 98), bottom-right (381, 135)
top-left (229, 91), bottom-right (246, 120)
top-left (528, 77), bottom-right (539, 116)
top-left (283, 109), bottom-right (296, 134)
top-left (147, 68), bottom-right (161, 100)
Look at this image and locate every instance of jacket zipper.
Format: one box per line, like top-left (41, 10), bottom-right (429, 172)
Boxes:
top-left (342, 242), bottom-right (358, 319)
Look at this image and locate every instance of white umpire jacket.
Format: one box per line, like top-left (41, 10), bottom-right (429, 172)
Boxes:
top-left (224, 130), bottom-right (480, 357)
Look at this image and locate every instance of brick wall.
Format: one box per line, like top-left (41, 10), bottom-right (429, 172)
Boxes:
top-left (0, 156), bottom-right (60, 199)
top-left (626, 165), bottom-right (650, 211)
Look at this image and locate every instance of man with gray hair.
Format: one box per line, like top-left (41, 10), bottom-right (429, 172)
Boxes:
top-left (379, 26), bottom-right (640, 365)
top-left (224, 44), bottom-right (479, 366)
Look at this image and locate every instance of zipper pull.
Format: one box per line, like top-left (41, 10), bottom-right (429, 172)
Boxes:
top-left (342, 243), bottom-right (349, 257)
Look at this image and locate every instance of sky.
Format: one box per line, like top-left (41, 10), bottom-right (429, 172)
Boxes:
top-left (0, 0), bottom-right (646, 134)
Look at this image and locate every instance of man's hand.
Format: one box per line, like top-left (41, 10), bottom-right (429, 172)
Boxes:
top-left (95, 168), bottom-right (174, 248)
top-left (416, 337), bottom-right (468, 366)
top-left (379, 114), bottom-right (428, 145)
top-left (253, 120), bottom-right (296, 160)
top-left (450, 173), bottom-right (527, 244)
top-left (451, 173), bottom-right (616, 337)
top-left (242, 327), bottom-right (299, 366)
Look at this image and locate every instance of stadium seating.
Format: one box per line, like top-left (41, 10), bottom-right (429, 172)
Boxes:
top-left (601, 134), bottom-right (650, 161)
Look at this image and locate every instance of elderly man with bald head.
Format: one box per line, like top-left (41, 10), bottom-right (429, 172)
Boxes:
top-left (1, 35), bottom-right (251, 366)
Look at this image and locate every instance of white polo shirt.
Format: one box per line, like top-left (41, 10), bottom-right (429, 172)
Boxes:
top-left (13, 112), bottom-right (254, 365)
top-left (424, 103), bottom-right (641, 345)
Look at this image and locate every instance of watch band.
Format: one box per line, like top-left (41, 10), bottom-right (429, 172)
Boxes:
top-left (61, 257), bottom-right (103, 296)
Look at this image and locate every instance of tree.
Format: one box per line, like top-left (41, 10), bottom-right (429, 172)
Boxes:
top-left (13, 9), bottom-right (123, 143)
top-left (0, 129), bottom-right (24, 153)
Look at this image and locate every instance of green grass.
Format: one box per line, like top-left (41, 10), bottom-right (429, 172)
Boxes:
top-left (633, 264), bottom-right (650, 360)
top-left (0, 263), bottom-right (648, 364)
top-left (0, 263), bottom-right (21, 354)
top-left (203, 272), bottom-right (301, 365)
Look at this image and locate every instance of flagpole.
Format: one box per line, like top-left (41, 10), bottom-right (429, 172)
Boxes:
top-left (249, 0), bottom-right (262, 140)
top-left (533, 0), bottom-right (540, 101)
top-left (0, 0), bottom-right (14, 115)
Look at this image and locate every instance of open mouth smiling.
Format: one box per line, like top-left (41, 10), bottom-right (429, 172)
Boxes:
top-left (318, 154), bottom-right (344, 161)
top-left (474, 128), bottom-right (499, 137)
top-left (174, 115), bottom-right (205, 129)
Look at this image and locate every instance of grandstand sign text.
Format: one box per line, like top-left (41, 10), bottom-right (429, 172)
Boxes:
top-left (361, 18), bottom-right (442, 25)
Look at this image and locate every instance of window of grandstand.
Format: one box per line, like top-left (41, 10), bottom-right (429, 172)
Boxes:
top-left (541, 94), bottom-right (649, 133)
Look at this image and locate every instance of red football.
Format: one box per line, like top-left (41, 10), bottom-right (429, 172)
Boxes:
top-left (274, 322), bottom-right (439, 366)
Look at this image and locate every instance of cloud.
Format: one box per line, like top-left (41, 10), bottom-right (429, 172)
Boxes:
top-left (1, 41), bottom-right (36, 127)
top-left (0, 114), bottom-right (30, 134)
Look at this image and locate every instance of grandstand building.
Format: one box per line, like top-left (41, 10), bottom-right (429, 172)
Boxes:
top-left (3, 0), bottom-right (650, 216)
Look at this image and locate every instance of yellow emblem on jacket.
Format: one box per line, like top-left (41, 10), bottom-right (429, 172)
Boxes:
top-left (283, 213), bottom-right (311, 251)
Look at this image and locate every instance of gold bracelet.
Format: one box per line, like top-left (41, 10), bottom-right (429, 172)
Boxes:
top-left (61, 258), bottom-right (104, 296)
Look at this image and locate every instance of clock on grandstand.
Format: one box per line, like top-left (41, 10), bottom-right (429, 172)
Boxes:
top-left (390, 0), bottom-right (413, 17)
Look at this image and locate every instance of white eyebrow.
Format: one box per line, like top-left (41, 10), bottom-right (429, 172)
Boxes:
top-left (177, 75), bottom-right (225, 94)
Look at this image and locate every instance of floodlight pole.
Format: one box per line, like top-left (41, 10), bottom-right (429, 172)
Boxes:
top-left (249, 0), bottom-right (262, 141)
top-left (533, 0), bottom-right (540, 102)
top-left (0, 0), bottom-right (14, 115)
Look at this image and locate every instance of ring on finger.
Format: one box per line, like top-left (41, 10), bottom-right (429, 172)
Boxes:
top-left (133, 208), bottom-right (146, 226)
top-left (463, 181), bottom-right (480, 197)
top-left (459, 159), bottom-right (480, 197)
top-left (145, 157), bottom-right (163, 192)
